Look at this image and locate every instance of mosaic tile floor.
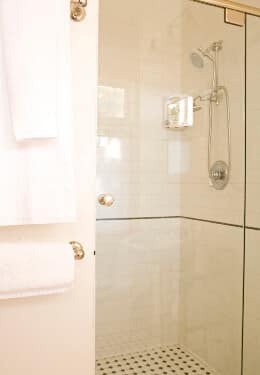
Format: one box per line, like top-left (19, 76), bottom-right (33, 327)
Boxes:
top-left (96, 345), bottom-right (218, 375)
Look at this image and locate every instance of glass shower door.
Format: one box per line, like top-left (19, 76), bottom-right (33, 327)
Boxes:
top-left (96, 1), bottom-right (245, 375)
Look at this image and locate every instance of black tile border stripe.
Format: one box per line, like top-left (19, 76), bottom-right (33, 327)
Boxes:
top-left (96, 215), bottom-right (180, 222)
top-left (97, 215), bottom-right (242, 227)
top-left (245, 226), bottom-right (260, 231)
top-left (181, 216), bottom-right (243, 228)
top-left (97, 215), bottom-right (260, 231)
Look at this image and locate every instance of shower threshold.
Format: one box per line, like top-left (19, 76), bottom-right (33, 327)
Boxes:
top-left (96, 344), bottom-right (219, 375)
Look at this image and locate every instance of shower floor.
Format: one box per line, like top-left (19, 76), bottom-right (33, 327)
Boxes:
top-left (96, 345), bottom-right (218, 375)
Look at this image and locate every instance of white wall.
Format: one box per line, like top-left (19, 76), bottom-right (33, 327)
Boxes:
top-left (0, 1), bottom-right (98, 374)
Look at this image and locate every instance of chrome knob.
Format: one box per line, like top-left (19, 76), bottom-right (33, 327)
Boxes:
top-left (98, 194), bottom-right (115, 207)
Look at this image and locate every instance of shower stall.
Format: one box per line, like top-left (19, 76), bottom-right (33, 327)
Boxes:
top-left (96, 1), bottom-right (260, 374)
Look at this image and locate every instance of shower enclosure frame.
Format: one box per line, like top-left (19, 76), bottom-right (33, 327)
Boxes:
top-left (193, 0), bottom-right (260, 16)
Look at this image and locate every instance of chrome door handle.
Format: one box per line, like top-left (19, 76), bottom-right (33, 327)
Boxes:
top-left (98, 194), bottom-right (115, 207)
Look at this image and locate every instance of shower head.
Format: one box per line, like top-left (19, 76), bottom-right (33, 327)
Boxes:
top-left (190, 52), bottom-right (204, 68)
top-left (191, 41), bottom-right (224, 69)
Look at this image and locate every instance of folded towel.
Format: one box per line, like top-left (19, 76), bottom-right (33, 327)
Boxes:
top-left (0, 243), bottom-right (75, 299)
top-left (0, 0), bottom-right (76, 225)
top-left (0, 0), bottom-right (68, 140)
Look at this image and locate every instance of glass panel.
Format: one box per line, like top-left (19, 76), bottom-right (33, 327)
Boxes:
top-left (244, 14), bottom-right (260, 375)
top-left (96, 1), bottom-right (245, 375)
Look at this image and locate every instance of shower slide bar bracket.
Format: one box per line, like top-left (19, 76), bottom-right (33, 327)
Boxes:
top-left (70, 0), bottom-right (87, 22)
top-left (70, 241), bottom-right (85, 260)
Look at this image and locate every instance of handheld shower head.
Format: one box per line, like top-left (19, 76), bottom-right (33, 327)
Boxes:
top-left (190, 46), bottom-right (215, 69)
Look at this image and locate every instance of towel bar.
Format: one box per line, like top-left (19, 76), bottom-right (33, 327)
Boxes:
top-left (70, 0), bottom-right (87, 22)
top-left (70, 241), bottom-right (85, 260)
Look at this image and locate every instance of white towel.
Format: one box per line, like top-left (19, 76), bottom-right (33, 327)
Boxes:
top-left (0, 243), bottom-right (75, 299)
top-left (0, 0), bottom-right (67, 140)
top-left (0, 0), bottom-right (76, 225)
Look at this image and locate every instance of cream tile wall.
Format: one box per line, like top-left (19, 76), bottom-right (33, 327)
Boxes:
top-left (97, 0), bottom-right (185, 219)
top-left (246, 15), bottom-right (260, 228)
top-left (243, 14), bottom-right (260, 375)
top-left (179, 3), bottom-right (245, 225)
top-left (96, 219), bottom-right (181, 358)
top-left (97, 0), bottom-right (245, 223)
top-left (96, 220), bottom-right (244, 375)
top-left (179, 219), bottom-right (243, 375)
top-left (244, 230), bottom-right (260, 375)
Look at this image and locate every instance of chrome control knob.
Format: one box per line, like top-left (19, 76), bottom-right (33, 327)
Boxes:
top-left (209, 160), bottom-right (229, 190)
top-left (98, 194), bottom-right (115, 207)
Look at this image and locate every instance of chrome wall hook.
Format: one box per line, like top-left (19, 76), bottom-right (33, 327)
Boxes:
top-left (70, 0), bottom-right (87, 22)
top-left (70, 241), bottom-right (85, 260)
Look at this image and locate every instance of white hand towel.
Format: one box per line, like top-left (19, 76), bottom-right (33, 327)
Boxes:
top-left (0, 1), bottom-right (76, 225)
top-left (0, 0), bottom-right (67, 140)
top-left (0, 243), bottom-right (75, 300)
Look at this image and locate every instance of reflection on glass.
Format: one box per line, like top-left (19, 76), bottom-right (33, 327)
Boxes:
top-left (168, 141), bottom-right (190, 175)
top-left (164, 96), bottom-right (193, 129)
top-left (98, 85), bottom-right (125, 118)
top-left (98, 136), bottom-right (121, 160)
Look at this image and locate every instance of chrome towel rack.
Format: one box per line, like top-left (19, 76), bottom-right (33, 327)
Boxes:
top-left (70, 0), bottom-right (87, 22)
